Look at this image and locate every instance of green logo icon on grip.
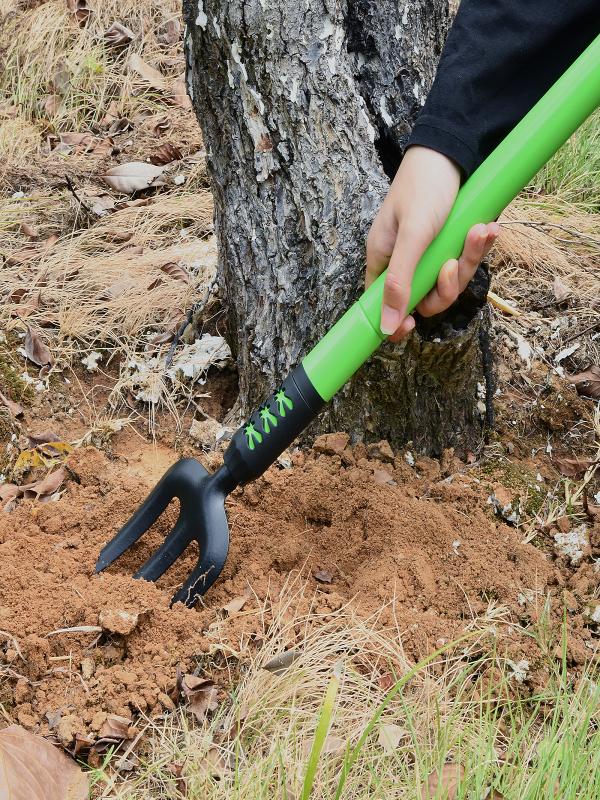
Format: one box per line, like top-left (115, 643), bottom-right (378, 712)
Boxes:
top-left (243, 388), bottom-right (294, 449)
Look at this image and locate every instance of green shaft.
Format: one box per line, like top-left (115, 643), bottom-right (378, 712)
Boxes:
top-left (303, 33), bottom-right (600, 402)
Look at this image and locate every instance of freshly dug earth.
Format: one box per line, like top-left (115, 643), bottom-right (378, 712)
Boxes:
top-left (0, 439), bottom-right (595, 747)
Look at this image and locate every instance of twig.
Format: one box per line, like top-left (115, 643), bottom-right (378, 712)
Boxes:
top-left (164, 280), bottom-right (216, 369)
top-left (64, 176), bottom-right (96, 217)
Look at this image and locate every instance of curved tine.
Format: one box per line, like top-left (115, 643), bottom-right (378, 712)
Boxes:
top-left (171, 534), bottom-right (229, 608)
top-left (95, 463), bottom-right (180, 572)
top-left (134, 515), bottom-right (192, 583)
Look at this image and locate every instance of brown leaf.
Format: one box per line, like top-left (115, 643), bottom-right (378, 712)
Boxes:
top-left (552, 276), bottom-right (571, 303)
top-left (262, 649), bottom-right (301, 675)
top-left (66, 0), bottom-right (92, 27)
top-left (42, 93), bottom-right (61, 116)
top-left (28, 431), bottom-right (61, 447)
top-left (0, 724), bottom-right (88, 799)
top-left (567, 366), bottom-right (600, 400)
top-left (128, 53), bottom-right (168, 91)
top-left (151, 115), bottom-right (172, 136)
top-left (181, 675), bottom-right (219, 721)
top-left (149, 142), bottom-right (183, 165)
top-left (99, 714), bottom-right (135, 741)
top-left (23, 467), bottom-right (66, 499)
top-left (107, 116), bottom-right (132, 136)
top-left (0, 391), bottom-right (24, 418)
top-left (170, 78), bottom-right (192, 109)
top-left (378, 671), bottom-right (395, 691)
top-left (104, 21), bottom-right (135, 46)
top-left (20, 221), bottom-right (38, 239)
top-left (101, 161), bottom-right (166, 194)
top-left (160, 261), bottom-right (189, 283)
top-left (314, 568), bottom-right (333, 584)
top-left (0, 484), bottom-right (21, 503)
top-left (222, 595), bottom-right (248, 615)
top-left (553, 455), bottom-right (597, 479)
top-left (157, 18), bottom-right (181, 45)
top-left (24, 325), bottom-right (53, 367)
top-left (420, 763), bottom-right (465, 800)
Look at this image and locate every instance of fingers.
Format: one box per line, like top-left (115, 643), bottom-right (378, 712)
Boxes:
top-left (388, 314), bottom-right (415, 344)
top-left (416, 222), bottom-right (499, 318)
top-left (380, 224), bottom-right (431, 335)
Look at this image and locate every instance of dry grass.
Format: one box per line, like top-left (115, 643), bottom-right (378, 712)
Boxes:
top-left (88, 580), bottom-right (600, 800)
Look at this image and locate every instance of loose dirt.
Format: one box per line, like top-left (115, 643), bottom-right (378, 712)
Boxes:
top-left (1, 432), bottom-right (595, 750)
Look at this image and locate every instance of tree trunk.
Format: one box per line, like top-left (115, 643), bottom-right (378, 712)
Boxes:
top-left (183, 0), bottom-right (493, 456)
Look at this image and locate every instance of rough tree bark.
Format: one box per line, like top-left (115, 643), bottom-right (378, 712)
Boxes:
top-left (183, 0), bottom-right (493, 456)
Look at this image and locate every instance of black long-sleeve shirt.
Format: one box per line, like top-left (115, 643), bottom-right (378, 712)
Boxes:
top-left (407, 0), bottom-right (600, 177)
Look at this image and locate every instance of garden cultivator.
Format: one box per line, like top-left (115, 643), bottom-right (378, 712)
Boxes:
top-left (96, 36), bottom-right (600, 607)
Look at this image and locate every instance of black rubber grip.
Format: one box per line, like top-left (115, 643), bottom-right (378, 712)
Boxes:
top-left (223, 364), bottom-right (325, 486)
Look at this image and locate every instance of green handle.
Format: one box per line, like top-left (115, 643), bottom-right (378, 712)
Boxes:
top-left (303, 33), bottom-right (600, 402)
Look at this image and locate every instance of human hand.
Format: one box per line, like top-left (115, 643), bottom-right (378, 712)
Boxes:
top-left (366, 146), bottom-right (500, 342)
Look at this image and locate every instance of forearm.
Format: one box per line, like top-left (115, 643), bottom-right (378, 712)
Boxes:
top-left (408, 0), bottom-right (600, 176)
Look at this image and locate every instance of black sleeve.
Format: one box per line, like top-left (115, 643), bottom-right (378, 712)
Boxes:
top-left (407, 0), bottom-right (600, 177)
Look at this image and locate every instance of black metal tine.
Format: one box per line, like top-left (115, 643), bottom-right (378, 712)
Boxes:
top-left (133, 515), bottom-right (192, 582)
top-left (171, 532), bottom-right (229, 607)
top-left (95, 466), bottom-right (177, 572)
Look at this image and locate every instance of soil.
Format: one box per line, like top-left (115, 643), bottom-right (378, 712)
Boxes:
top-left (1, 427), bottom-right (598, 751)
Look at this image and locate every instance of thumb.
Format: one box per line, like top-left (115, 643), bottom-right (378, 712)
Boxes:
top-left (380, 224), bottom-right (431, 336)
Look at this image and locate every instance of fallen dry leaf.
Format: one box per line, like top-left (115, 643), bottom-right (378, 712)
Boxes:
top-left (0, 724), bottom-right (88, 800)
top-left (152, 115), bottom-right (172, 136)
top-left (552, 276), bottom-right (571, 303)
top-left (99, 609), bottom-right (140, 636)
top-left (322, 734), bottom-right (346, 755)
top-left (378, 671), bottom-right (395, 691)
top-left (222, 595), bottom-right (248, 614)
top-left (157, 18), bottom-right (181, 45)
top-left (181, 675), bottom-right (219, 721)
top-left (20, 221), bottom-right (38, 239)
top-left (420, 763), bottom-right (465, 800)
top-left (262, 649), bottom-right (301, 674)
top-left (23, 325), bottom-right (52, 367)
top-left (378, 722), bottom-right (405, 753)
top-left (314, 568), bottom-right (333, 583)
top-left (160, 261), bottom-right (189, 283)
top-left (170, 77), bottom-right (192, 109)
top-left (567, 365), bottom-right (600, 400)
top-left (99, 714), bottom-right (135, 741)
top-left (42, 93), bottom-right (61, 116)
top-left (0, 391), bottom-right (24, 418)
top-left (107, 116), bottom-right (132, 136)
top-left (104, 21), bottom-right (135, 46)
top-left (24, 467), bottom-right (66, 499)
top-left (101, 161), bottom-right (166, 194)
top-left (28, 431), bottom-right (61, 447)
top-left (128, 53), bottom-right (168, 91)
top-left (553, 455), bottom-right (597, 479)
top-left (66, 0), bottom-right (92, 27)
top-left (150, 142), bottom-right (183, 165)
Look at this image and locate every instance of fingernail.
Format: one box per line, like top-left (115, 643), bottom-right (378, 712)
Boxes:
top-left (381, 304), bottom-right (402, 335)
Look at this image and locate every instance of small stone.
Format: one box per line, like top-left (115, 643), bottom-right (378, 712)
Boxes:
top-left (591, 604), bottom-right (600, 624)
top-left (372, 469), bottom-right (395, 486)
top-left (366, 440), bottom-right (394, 463)
top-left (313, 432), bottom-right (350, 456)
top-left (81, 657), bottom-right (95, 680)
top-left (99, 609), bottom-right (140, 636)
